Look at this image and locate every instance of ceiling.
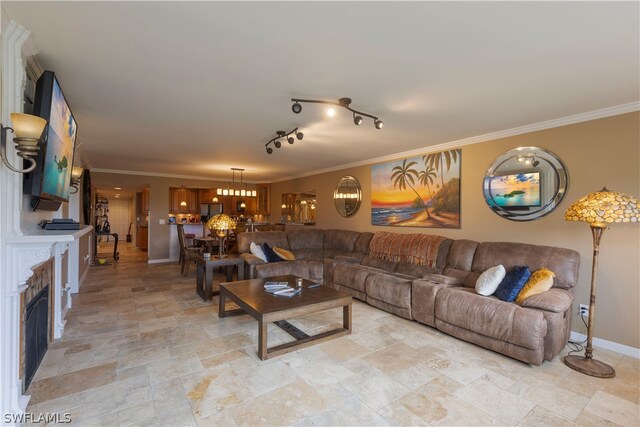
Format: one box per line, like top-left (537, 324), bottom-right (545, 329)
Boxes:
top-left (4, 2), bottom-right (639, 182)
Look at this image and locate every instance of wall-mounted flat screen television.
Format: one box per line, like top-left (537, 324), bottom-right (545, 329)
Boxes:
top-left (24, 70), bottom-right (78, 211)
top-left (489, 172), bottom-right (541, 209)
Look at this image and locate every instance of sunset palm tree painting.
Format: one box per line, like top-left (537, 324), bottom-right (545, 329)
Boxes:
top-left (371, 149), bottom-right (461, 228)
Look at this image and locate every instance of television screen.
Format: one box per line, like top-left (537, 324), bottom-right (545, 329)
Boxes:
top-left (489, 172), bottom-right (541, 208)
top-left (25, 71), bottom-right (78, 209)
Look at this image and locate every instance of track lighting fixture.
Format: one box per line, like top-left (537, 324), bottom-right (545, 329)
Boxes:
top-left (264, 127), bottom-right (303, 155)
top-left (290, 97), bottom-right (383, 130)
top-left (516, 154), bottom-right (539, 167)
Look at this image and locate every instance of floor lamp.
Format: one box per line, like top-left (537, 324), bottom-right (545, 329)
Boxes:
top-left (206, 213), bottom-right (237, 258)
top-left (564, 187), bottom-right (639, 378)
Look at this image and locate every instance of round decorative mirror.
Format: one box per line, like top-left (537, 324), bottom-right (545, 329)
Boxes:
top-left (483, 146), bottom-right (568, 221)
top-left (334, 176), bottom-right (362, 218)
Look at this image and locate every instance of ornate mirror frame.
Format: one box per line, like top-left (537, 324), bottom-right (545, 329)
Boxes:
top-left (334, 176), bottom-right (362, 218)
top-left (483, 146), bottom-right (568, 221)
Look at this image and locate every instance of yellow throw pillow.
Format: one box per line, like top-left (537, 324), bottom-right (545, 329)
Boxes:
top-left (515, 268), bottom-right (555, 305)
top-left (273, 246), bottom-right (296, 261)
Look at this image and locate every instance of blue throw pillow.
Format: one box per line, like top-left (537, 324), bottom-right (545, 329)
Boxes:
top-left (262, 243), bottom-right (282, 263)
top-left (494, 266), bottom-right (531, 302)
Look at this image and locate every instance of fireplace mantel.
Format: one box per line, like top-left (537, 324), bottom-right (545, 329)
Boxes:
top-left (6, 226), bottom-right (93, 286)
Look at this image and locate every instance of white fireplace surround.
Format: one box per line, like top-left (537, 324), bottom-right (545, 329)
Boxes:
top-left (0, 16), bottom-right (93, 423)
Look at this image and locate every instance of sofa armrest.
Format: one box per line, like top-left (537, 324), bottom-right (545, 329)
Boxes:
top-left (422, 274), bottom-right (462, 286)
top-left (239, 253), bottom-right (266, 266)
top-left (520, 288), bottom-right (573, 313)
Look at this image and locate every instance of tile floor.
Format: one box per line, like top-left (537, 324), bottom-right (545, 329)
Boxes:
top-left (25, 243), bottom-right (639, 426)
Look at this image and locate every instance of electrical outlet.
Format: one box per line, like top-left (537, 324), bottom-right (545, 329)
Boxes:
top-left (580, 304), bottom-right (589, 316)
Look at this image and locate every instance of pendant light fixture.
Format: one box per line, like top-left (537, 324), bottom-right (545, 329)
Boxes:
top-left (216, 168), bottom-right (256, 198)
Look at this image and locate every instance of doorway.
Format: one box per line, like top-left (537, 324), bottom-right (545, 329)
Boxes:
top-left (107, 197), bottom-right (134, 239)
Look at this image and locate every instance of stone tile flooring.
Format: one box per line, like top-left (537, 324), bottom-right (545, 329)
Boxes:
top-left (26, 244), bottom-right (639, 426)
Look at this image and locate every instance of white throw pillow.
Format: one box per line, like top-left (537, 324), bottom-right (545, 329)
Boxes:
top-left (475, 265), bottom-right (506, 296)
top-left (250, 242), bottom-right (267, 262)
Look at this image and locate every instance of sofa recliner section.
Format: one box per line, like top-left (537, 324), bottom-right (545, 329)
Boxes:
top-left (238, 228), bottom-right (580, 366)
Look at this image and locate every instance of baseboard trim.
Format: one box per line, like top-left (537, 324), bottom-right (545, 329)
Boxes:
top-left (147, 258), bottom-right (172, 264)
top-left (570, 331), bottom-right (640, 359)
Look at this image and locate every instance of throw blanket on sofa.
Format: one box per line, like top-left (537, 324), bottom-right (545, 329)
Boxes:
top-left (369, 232), bottom-right (446, 267)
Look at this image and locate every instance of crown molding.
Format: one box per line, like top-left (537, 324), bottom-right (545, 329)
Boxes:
top-left (90, 168), bottom-right (262, 183)
top-left (271, 102), bottom-right (640, 183)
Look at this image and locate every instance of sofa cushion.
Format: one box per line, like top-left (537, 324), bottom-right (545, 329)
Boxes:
top-left (494, 266), bottom-right (531, 302)
top-left (516, 268), bottom-right (555, 304)
top-left (273, 246), bottom-right (296, 261)
top-left (254, 259), bottom-right (324, 284)
top-left (261, 243), bottom-right (281, 263)
top-left (423, 274), bottom-right (462, 286)
top-left (333, 263), bottom-right (378, 293)
top-left (354, 232), bottom-right (374, 256)
top-left (444, 240), bottom-right (480, 287)
top-left (520, 288), bottom-right (573, 313)
top-left (475, 265), bottom-right (506, 296)
top-left (394, 262), bottom-right (441, 278)
top-left (472, 242), bottom-right (579, 290)
top-left (435, 287), bottom-right (547, 350)
top-left (361, 255), bottom-right (398, 272)
top-left (365, 273), bottom-right (412, 309)
top-left (250, 242), bottom-right (267, 262)
top-left (324, 229), bottom-right (360, 252)
top-left (287, 228), bottom-right (325, 260)
top-left (287, 228), bottom-right (324, 250)
top-left (238, 231), bottom-right (290, 254)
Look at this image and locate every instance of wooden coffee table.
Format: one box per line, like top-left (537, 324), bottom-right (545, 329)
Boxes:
top-left (218, 275), bottom-right (352, 360)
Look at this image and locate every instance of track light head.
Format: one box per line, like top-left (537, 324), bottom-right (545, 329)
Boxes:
top-left (354, 115), bottom-right (363, 126)
top-left (292, 102), bottom-right (302, 114)
top-left (274, 140), bottom-right (281, 148)
top-left (374, 119), bottom-right (384, 129)
top-left (266, 147), bottom-right (273, 154)
top-left (338, 98), bottom-right (352, 107)
top-left (296, 132), bottom-right (303, 140)
top-left (288, 136), bottom-right (294, 144)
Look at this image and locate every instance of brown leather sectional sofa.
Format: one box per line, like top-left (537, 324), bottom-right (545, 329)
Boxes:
top-left (236, 228), bottom-right (580, 365)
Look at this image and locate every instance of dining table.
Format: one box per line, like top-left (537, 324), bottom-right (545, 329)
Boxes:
top-left (194, 236), bottom-right (219, 253)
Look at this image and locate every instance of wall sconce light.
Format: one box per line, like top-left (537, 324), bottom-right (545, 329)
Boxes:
top-left (212, 196), bottom-right (219, 203)
top-left (180, 200), bottom-right (187, 207)
top-left (291, 97), bottom-right (383, 129)
top-left (265, 127), bottom-right (304, 155)
top-left (1, 113), bottom-right (48, 173)
top-left (69, 167), bottom-right (84, 194)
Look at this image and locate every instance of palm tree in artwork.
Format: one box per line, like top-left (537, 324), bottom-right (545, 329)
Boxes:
top-left (418, 165), bottom-right (437, 208)
top-left (423, 149), bottom-right (459, 211)
top-left (391, 159), bottom-right (432, 219)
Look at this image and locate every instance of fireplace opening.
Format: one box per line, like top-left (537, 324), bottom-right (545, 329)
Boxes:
top-left (24, 285), bottom-right (49, 391)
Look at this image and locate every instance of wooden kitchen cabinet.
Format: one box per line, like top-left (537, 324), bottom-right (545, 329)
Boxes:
top-left (138, 188), bottom-right (150, 214)
top-left (199, 188), bottom-right (218, 204)
top-left (137, 226), bottom-right (148, 251)
top-left (169, 188), bottom-right (198, 213)
top-left (142, 188), bottom-right (149, 213)
top-left (256, 184), bottom-right (270, 215)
